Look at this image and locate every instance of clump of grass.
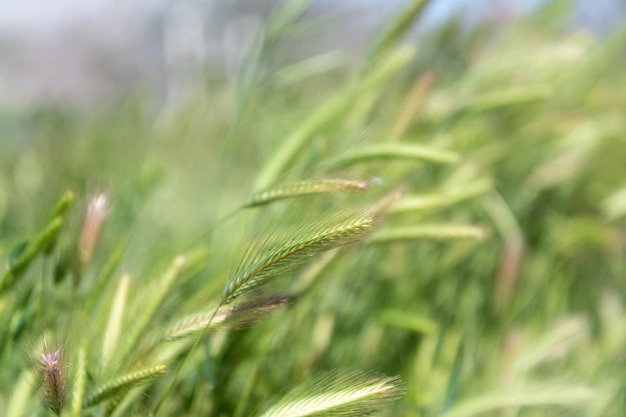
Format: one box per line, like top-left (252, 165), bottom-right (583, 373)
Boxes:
top-left (1, 0), bottom-right (625, 416)
top-left (115, 255), bottom-right (189, 363)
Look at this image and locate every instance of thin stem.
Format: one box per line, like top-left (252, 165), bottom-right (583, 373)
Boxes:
top-left (151, 300), bottom-right (225, 416)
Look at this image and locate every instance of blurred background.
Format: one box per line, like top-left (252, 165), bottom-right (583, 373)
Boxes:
top-left (1, 1), bottom-right (626, 416)
top-left (1, 0), bottom-right (624, 111)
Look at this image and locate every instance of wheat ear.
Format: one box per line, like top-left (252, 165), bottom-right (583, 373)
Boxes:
top-left (222, 211), bottom-right (378, 304)
top-left (255, 370), bottom-right (405, 417)
top-left (328, 143), bottom-right (459, 168)
top-left (163, 295), bottom-right (289, 341)
top-left (245, 179), bottom-right (370, 208)
top-left (83, 364), bottom-right (166, 408)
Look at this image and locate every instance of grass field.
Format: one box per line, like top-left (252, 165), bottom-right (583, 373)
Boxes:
top-left (1, 1), bottom-right (625, 416)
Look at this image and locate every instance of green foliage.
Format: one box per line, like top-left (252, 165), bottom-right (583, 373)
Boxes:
top-left (0, 1), bottom-right (625, 416)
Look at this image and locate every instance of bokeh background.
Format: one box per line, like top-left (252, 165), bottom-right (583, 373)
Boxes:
top-left (1, 1), bottom-right (626, 416)
top-left (1, 0), bottom-right (624, 110)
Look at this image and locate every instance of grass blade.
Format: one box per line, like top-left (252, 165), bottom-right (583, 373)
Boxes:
top-left (70, 348), bottom-right (86, 417)
top-left (390, 179), bottom-right (492, 214)
top-left (255, 46), bottom-right (414, 192)
top-left (50, 190), bottom-right (76, 219)
top-left (328, 143), bottom-right (459, 168)
top-left (370, 225), bottom-right (486, 244)
top-left (441, 387), bottom-right (594, 417)
top-left (0, 217), bottom-right (63, 293)
top-left (367, 0), bottom-right (430, 66)
top-left (101, 273), bottom-right (130, 369)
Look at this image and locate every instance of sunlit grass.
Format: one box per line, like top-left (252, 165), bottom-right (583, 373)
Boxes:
top-left (0, 1), bottom-right (625, 416)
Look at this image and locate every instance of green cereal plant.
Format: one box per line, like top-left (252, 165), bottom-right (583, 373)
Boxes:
top-left (244, 179), bottom-right (371, 208)
top-left (2, 0), bottom-right (625, 416)
top-left (36, 348), bottom-right (66, 416)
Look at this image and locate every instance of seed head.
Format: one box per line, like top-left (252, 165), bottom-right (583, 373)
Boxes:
top-left (80, 193), bottom-right (108, 270)
top-left (37, 348), bottom-right (66, 416)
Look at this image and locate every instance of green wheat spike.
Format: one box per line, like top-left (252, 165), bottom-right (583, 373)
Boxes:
top-left (0, 217), bottom-right (63, 293)
top-left (255, 370), bottom-right (405, 417)
top-left (222, 211), bottom-right (378, 304)
top-left (163, 295), bottom-right (289, 342)
top-left (245, 179), bottom-right (371, 208)
top-left (83, 364), bottom-right (166, 409)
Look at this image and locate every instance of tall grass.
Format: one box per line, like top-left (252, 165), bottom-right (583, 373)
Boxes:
top-left (0, 1), bottom-right (625, 416)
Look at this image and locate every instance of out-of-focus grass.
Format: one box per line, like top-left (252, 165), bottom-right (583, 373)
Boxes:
top-left (0, 1), bottom-right (625, 416)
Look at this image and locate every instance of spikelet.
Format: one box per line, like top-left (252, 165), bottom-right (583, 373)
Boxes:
top-left (83, 364), bottom-right (166, 408)
top-left (221, 210), bottom-right (379, 304)
top-left (71, 348), bottom-right (86, 417)
top-left (255, 370), bottom-right (405, 417)
top-left (115, 255), bottom-right (187, 363)
top-left (163, 295), bottom-right (290, 341)
top-left (245, 179), bottom-right (370, 208)
top-left (0, 217), bottom-right (63, 293)
top-left (101, 273), bottom-right (130, 368)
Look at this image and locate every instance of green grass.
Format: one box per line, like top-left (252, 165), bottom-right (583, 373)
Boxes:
top-left (1, 1), bottom-right (625, 416)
